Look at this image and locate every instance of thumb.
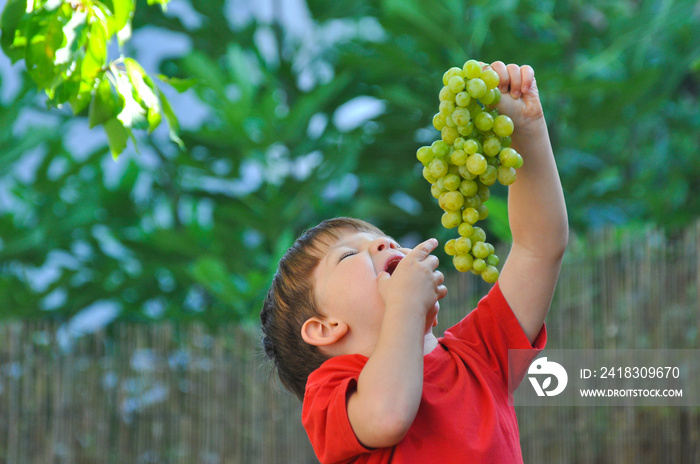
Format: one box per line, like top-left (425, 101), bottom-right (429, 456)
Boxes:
top-left (377, 271), bottom-right (391, 284)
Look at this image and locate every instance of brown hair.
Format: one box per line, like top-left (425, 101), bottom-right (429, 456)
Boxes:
top-left (260, 217), bottom-right (384, 400)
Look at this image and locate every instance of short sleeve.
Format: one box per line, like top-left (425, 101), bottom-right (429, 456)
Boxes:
top-left (302, 355), bottom-right (372, 464)
top-left (440, 282), bottom-right (546, 387)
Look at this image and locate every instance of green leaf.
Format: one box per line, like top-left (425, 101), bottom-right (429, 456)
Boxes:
top-left (103, 116), bottom-right (129, 159)
top-left (24, 9), bottom-right (65, 89)
top-left (157, 88), bottom-right (184, 148)
top-left (89, 73), bottom-right (123, 128)
top-left (103, 0), bottom-right (134, 40)
top-left (51, 66), bottom-right (81, 105)
top-left (157, 74), bottom-right (197, 93)
top-left (146, 104), bottom-right (161, 133)
top-left (68, 58), bottom-right (95, 115)
top-left (0, 0), bottom-right (27, 62)
top-left (82, 15), bottom-right (108, 82)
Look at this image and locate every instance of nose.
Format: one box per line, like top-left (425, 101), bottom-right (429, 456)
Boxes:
top-left (371, 236), bottom-right (397, 253)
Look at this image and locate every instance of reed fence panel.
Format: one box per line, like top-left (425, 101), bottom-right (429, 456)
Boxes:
top-left (0, 222), bottom-right (698, 463)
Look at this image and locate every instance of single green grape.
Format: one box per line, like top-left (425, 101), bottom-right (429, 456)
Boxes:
top-left (450, 149), bottom-right (468, 166)
top-left (445, 239), bottom-right (457, 256)
top-left (455, 91), bottom-right (471, 107)
top-left (463, 60), bottom-right (482, 79)
top-left (466, 153), bottom-right (488, 175)
top-left (471, 226), bottom-right (486, 243)
top-left (430, 182), bottom-right (442, 198)
top-left (423, 166), bottom-right (437, 183)
top-left (514, 152), bottom-right (524, 169)
top-left (458, 121), bottom-right (475, 136)
top-left (491, 87), bottom-right (502, 105)
top-left (451, 107), bottom-right (470, 127)
top-left (474, 111), bottom-right (494, 131)
top-left (479, 165), bottom-right (498, 186)
top-left (477, 185), bottom-right (490, 201)
top-left (432, 113), bottom-right (446, 131)
top-left (472, 258), bottom-right (487, 273)
top-left (453, 137), bottom-right (465, 149)
top-left (447, 75), bottom-right (466, 94)
top-left (472, 241), bottom-right (490, 259)
top-left (481, 68), bottom-right (499, 90)
top-left (497, 166), bottom-right (517, 185)
top-left (443, 173), bottom-right (461, 191)
top-left (486, 254), bottom-right (499, 267)
top-left (499, 147), bottom-right (518, 167)
top-left (441, 211), bottom-right (462, 229)
top-left (458, 222), bottom-right (473, 237)
top-left (493, 114), bottom-right (514, 137)
top-left (467, 78), bottom-right (487, 99)
top-left (459, 179), bottom-right (478, 197)
top-left (439, 191), bottom-right (465, 211)
top-left (453, 253), bottom-right (474, 272)
top-left (486, 243), bottom-right (495, 255)
top-left (429, 158), bottom-right (448, 178)
top-left (458, 165), bottom-right (477, 180)
top-left (463, 138), bottom-right (480, 155)
top-left (477, 204), bottom-right (489, 220)
top-left (480, 89), bottom-right (496, 106)
top-left (439, 86), bottom-right (455, 102)
top-left (417, 146), bottom-right (434, 165)
top-left (443, 67), bottom-right (463, 86)
top-left (455, 236), bottom-right (472, 254)
top-left (431, 140), bottom-right (450, 158)
top-left (439, 100), bottom-right (455, 115)
top-left (462, 207), bottom-right (479, 224)
top-left (441, 126), bottom-right (459, 145)
top-left (464, 195), bottom-right (482, 209)
top-left (481, 265), bottom-right (499, 283)
top-left (482, 136), bottom-right (501, 157)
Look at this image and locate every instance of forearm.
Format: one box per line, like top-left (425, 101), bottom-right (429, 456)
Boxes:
top-left (499, 117), bottom-right (568, 342)
top-left (349, 304), bottom-right (425, 447)
top-left (508, 119), bottom-right (568, 257)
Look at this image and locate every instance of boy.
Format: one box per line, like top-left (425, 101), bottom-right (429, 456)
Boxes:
top-left (260, 61), bottom-right (568, 463)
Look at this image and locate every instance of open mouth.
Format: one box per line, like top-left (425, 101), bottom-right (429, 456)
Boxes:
top-left (385, 256), bottom-right (403, 276)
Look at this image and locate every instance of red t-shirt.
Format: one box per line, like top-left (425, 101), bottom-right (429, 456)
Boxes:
top-left (302, 282), bottom-right (547, 464)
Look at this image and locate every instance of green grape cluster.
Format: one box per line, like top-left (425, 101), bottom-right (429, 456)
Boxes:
top-left (416, 60), bottom-right (523, 283)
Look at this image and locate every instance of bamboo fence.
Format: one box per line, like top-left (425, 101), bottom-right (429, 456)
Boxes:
top-left (0, 222), bottom-right (698, 463)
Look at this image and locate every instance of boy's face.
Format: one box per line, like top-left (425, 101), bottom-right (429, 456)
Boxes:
top-left (312, 229), bottom-right (426, 357)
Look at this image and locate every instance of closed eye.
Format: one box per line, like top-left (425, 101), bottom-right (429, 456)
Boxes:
top-left (339, 250), bottom-right (357, 262)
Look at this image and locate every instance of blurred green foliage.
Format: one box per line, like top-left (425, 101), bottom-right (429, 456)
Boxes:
top-left (0, 0), bottom-right (698, 326)
top-left (0, 0), bottom-right (186, 158)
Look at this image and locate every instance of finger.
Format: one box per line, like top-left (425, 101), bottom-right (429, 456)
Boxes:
top-left (433, 269), bottom-right (445, 285)
top-left (409, 238), bottom-right (438, 259)
top-left (520, 64), bottom-right (535, 94)
top-left (490, 61), bottom-right (508, 93)
top-left (437, 284), bottom-right (448, 300)
top-left (426, 254), bottom-right (440, 270)
top-left (377, 271), bottom-right (390, 284)
top-left (506, 63), bottom-right (522, 98)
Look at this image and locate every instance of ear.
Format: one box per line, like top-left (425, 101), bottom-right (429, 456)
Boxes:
top-left (301, 316), bottom-right (348, 347)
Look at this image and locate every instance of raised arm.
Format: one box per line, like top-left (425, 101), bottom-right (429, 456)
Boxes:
top-left (490, 62), bottom-right (569, 344)
top-left (347, 239), bottom-right (446, 448)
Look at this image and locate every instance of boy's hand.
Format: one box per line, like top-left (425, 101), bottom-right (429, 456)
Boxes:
top-left (489, 61), bottom-right (545, 136)
top-left (377, 238), bottom-right (447, 320)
